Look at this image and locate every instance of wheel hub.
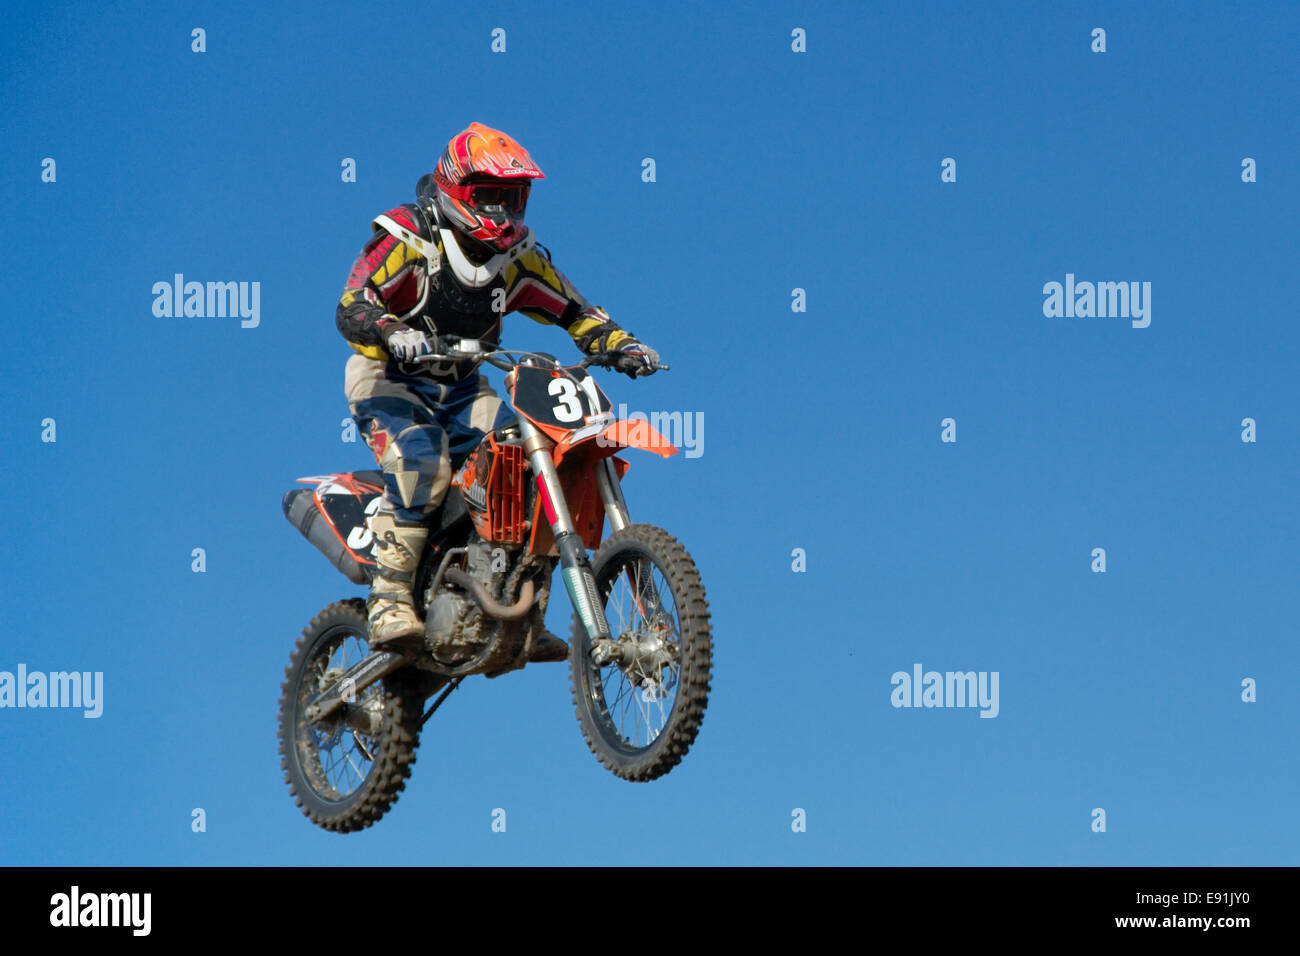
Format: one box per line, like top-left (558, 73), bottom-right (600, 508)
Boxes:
top-left (590, 614), bottom-right (678, 685)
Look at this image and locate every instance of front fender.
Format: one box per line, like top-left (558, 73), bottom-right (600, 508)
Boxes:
top-left (597, 419), bottom-right (678, 459)
top-left (552, 417), bottom-right (679, 467)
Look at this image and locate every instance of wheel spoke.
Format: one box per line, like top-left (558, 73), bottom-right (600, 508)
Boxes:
top-left (586, 547), bottom-right (689, 752)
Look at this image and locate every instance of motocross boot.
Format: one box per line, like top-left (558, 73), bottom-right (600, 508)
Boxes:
top-left (365, 511), bottom-right (428, 649)
top-left (520, 599), bottom-right (569, 663)
top-left (527, 628), bottom-right (570, 664)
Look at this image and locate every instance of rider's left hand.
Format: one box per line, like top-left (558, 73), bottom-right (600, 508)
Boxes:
top-left (613, 338), bottom-right (661, 379)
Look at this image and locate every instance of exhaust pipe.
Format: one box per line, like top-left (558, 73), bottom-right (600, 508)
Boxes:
top-left (444, 567), bottom-right (536, 621)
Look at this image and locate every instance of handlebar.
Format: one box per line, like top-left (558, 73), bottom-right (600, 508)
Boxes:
top-left (412, 336), bottom-right (669, 375)
top-left (577, 351), bottom-right (671, 372)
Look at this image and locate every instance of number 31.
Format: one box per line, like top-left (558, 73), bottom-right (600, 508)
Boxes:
top-left (548, 378), bottom-right (583, 422)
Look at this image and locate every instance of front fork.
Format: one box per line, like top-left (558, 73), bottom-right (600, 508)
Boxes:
top-left (596, 454), bottom-right (658, 621)
top-left (519, 420), bottom-right (631, 644)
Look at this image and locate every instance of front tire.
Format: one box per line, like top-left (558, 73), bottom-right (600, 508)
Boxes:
top-left (570, 524), bottom-right (713, 781)
top-left (277, 599), bottom-right (425, 832)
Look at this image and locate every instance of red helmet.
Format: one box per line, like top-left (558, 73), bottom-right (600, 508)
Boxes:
top-left (430, 122), bottom-right (545, 255)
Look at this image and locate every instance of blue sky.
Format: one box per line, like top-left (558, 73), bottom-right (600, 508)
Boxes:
top-left (1, 0), bottom-right (1297, 865)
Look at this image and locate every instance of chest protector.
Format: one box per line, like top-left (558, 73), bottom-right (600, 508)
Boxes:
top-left (371, 205), bottom-right (505, 345)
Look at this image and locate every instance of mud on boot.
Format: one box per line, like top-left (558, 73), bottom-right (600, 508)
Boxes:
top-left (527, 628), bottom-right (570, 663)
top-left (365, 512), bottom-right (428, 649)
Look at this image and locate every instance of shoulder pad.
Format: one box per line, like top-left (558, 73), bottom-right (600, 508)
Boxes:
top-left (371, 204), bottom-right (431, 240)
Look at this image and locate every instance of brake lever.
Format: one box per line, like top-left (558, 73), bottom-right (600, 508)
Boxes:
top-left (580, 353), bottom-right (671, 373)
top-left (414, 336), bottom-right (486, 364)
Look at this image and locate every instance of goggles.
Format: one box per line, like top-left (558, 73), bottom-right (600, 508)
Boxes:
top-left (441, 180), bottom-right (530, 214)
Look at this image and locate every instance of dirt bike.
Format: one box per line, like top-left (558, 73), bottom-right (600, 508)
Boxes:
top-left (277, 338), bottom-right (713, 832)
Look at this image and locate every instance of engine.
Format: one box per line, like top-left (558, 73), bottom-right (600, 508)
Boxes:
top-left (425, 538), bottom-right (511, 664)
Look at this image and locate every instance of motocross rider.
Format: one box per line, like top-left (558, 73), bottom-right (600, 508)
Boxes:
top-left (336, 122), bottom-right (660, 660)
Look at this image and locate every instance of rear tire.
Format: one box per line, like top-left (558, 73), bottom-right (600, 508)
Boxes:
top-left (277, 599), bottom-right (425, 832)
top-left (569, 524), bottom-right (712, 781)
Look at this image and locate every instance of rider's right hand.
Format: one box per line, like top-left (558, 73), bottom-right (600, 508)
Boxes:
top-left (380, 320), bottom-right (437, 364)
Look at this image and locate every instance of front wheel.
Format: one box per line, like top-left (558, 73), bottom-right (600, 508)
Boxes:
top-left (570, 524), bottom-right (713, 781)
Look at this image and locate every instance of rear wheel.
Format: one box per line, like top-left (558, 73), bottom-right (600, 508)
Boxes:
top-left (570, 524), bottom-right (712, 781)
top-left (277, 599), bottom-right (425, 832)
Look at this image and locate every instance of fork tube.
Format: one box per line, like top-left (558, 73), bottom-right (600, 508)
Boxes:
top-left (519, 419), bottom-right (611, 641)
top-left (595, 458), bottom-right (631, 533)
top-left (597, 458), bottom-right (655, 617)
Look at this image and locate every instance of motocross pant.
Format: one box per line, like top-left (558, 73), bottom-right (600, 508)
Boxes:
top-left (344, 354), bottom-right (514, 526)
